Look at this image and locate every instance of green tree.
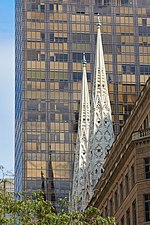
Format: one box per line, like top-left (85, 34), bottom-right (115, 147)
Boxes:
top-left (0, 165), bottom-right (14, 192)
top-left (0, 190), bottom-right (116, 225)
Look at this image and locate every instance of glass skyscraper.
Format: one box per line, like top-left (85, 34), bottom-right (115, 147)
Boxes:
top-left (15, 0), bottom-right (150, 208)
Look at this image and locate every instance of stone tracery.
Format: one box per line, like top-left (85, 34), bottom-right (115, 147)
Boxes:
top-left (71, 15), bottom-right (114, 211)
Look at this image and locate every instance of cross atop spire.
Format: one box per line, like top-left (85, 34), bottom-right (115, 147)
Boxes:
top-left (97, 13), bottom-right (101, 27)
top-left (82, 52), bottom-right (87, 66)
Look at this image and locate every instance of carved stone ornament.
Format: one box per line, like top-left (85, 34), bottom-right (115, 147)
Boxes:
top-left (71, 53), bottom-right (90, 211)
top-left (83, 14), bottom-right (114, 209)
top-left (71, 15), bottom-right (114, 211)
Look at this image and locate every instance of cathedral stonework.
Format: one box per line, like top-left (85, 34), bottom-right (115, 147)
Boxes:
top-left (72, 53), bottom-right (90, 211)
top-left (71, 15), bottom-right (114, 211)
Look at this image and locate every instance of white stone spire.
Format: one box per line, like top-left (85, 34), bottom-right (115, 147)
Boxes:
top-left (72, 53), bottom-right (90, 211)
top-left (88, 14), bottom-right (114, 197)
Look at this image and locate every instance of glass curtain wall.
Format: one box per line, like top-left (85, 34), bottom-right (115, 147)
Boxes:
top-left (15, 0), bottom-right (150, 208)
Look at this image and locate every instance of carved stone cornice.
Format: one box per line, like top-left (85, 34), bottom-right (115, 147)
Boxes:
top-left (89, 78), bottom-right (150, 209)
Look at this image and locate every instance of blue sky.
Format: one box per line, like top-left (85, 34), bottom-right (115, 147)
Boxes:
top-left (0, 1), bottom-right (15, 177)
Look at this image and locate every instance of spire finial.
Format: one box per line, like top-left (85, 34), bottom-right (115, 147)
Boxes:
top-left (82, 53), bottom-right (87, 65)
top-left (97, 13), bottom-right (101, 27)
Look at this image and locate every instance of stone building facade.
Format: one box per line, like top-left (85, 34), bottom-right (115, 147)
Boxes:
top-left (89, 78), bottom-right (150, 225)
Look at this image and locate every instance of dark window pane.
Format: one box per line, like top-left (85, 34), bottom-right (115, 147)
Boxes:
top-left (125, 174), bottom-right (129, 195)
top-left (121, 0), bottom-right (128, 5)
top-left (50, 56), bottom-right (54, 61)
top-left (40, 4), bottom-right (45, 12)
top-left (104, 0), bottom-right (110, 6)
top-left (120, 182), bottom-right (123, 203)
top-left (50, 33), bottom-right (54, 42)
top-left (126, 208), bottom-right (130, 225)
top-left (55, 37), bottom-right (68, 43)
top-left (73, 52), bottom-right (90, 63)
top-left (145, 158), bottom-right (150, 179)
top-left (142, 19), bottom-right (147, 26)
top-left (131, 165), bottom-right (135, 187)
top-left (72, 33), bottom-right (91, 43)
top-left (40, 54), bottom-right (45, 61)
top-left (31, 3), bottom-right (38, 11)
top-left (55, 54), bottom-right (68, 62)
top-left (138, 26), bottom-right (150, 36)
top-left (140, 65), bottom-right (150, 75)
top-left (50, 4), bottom-right (54, 11)
top-left (41, 32), bottom-right (45, 42)
top-left (72, 72), bottom-right (91, 81)
top-left (59, 82), bottom-right (68, 90)
top-left (132, 200), bottom-right (137, 225)
top-left (114, 190), bottom-right (118, 211)
top-left (73, 72), bottom-right (82, 81)
top-left (109, 198), bottom-right (113, 216)
top-left (40, 113), bottom-right (46, 122)
top-left (50, 114), bottom-right (55, 122)
top-left (40, 102), bottom-right (46, 111)
top-left (144, 194), bottom-right (150, 222)
top-left (56, 4), bottom-right (58, 11)
top-left (27, 50), bottom-right (39, 61)
top-left (122, 65), bottom-right (136, 74)
top-left (27, 101), bottom-right (38, 111)
top-left (95, 0), bottom-right (103, 7)
top-left (62, 114), bottom-right (69, 122)
top-left (121, 216), bottom-right (124, 225)
top-left (28, 113), bottom-right (38, 122)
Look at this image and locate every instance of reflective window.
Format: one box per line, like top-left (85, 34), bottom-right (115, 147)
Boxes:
top-left (50, 4), bottom-right (54, 11)
top-left (126, 208), bottom-right (130, 225)
top-left (144, 158), bottom-right (150, 179)
top-left (132, 200), bottom-right (137, 225)
top-left (55, 54), bottom-right (68, 62)
top-left (121, 216), bottom-right (124, 225)
top-left (144, 194), bottom-right (150, 222)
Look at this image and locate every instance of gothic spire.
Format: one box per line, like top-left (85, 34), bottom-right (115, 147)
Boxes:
top-left (87, 14), bottom-right (114, 198)
top-left (72, 53), bottom-right (90, 211)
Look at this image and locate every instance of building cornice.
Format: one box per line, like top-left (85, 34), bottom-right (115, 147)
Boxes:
top-left (89, 78), bottom-right (150, 207)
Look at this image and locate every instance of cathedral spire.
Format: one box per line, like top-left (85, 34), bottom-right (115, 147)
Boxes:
top-left (97, 13), bottom-right (101, 27)
top-left (87, 14), bottom-right (114, 197)
top-left (72, 53), bottom-right (90, 211)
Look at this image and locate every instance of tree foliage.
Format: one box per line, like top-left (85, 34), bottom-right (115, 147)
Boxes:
top-left (0, 189), bottom-right (116, 225)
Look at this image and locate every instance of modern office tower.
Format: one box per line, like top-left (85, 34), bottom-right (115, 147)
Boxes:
top-left (15, 0), bottom-right (150, 208)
